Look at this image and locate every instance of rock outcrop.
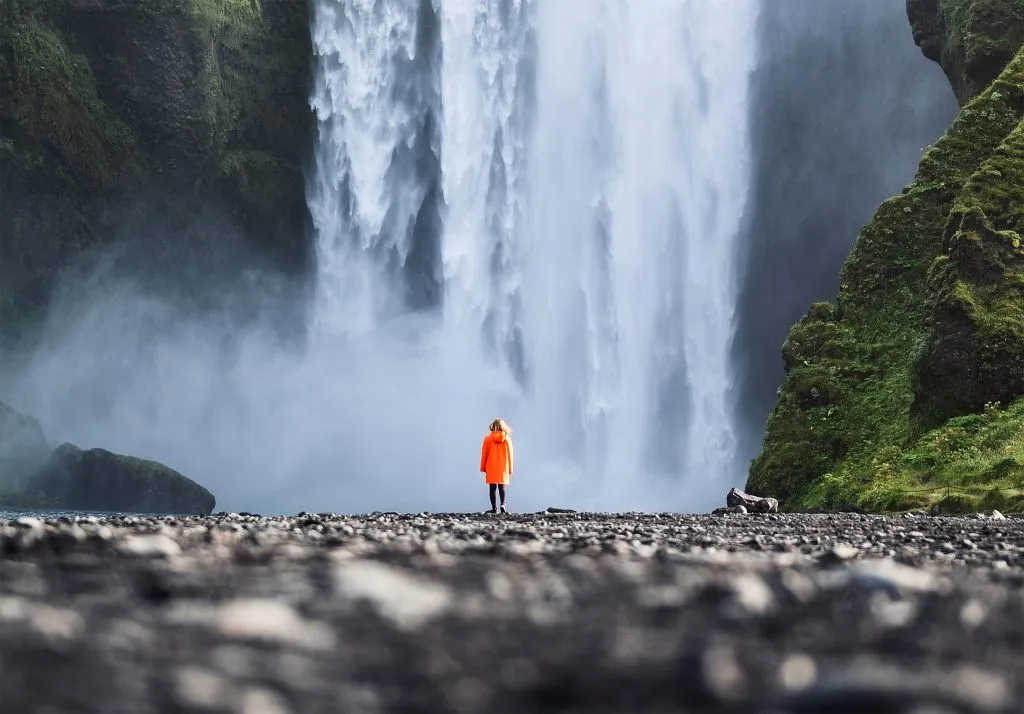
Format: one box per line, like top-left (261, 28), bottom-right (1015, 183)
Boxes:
top-left (25, 443), bottom-right (215, 515)
top-left (0, 0), bottom-right (313, 337)
top-left (907, 0), bottom-right (1024, 105)
top-left (0, 400), bottom-right (215, 515)
top-left (749, 16), bottom-right (1024, 514)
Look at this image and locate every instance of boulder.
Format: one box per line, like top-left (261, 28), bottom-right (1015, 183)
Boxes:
top-left (726, 488), bottom-right (779, 514)
top-left (25, 443), bottom-right (215, 515)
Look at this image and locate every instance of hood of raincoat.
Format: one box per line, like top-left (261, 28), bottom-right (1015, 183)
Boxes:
top-left (488, 430), bottom-right (507, 444)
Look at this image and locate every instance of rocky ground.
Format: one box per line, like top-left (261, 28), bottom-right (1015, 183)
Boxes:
top-left (2, 509), bottom-right (1024, 714)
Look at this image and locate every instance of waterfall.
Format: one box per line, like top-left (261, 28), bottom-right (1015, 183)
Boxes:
top-left (309, 0), bottom-right (757, 511)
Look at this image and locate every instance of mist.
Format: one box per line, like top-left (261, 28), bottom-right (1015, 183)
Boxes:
top-left (731, 0), bottom-right (959, 472)
top-left (2, 251), bottom-right (692, 515)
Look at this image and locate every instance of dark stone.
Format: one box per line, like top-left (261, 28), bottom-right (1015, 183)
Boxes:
top-left (25, 443), bottom-right (215, 515)
top-left (727, 488), bottom-right (779, 514)
top-left (907, 0), bottom-right (1024, 104)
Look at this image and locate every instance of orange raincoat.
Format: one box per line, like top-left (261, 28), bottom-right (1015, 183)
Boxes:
top-left (480, 430), bottom-right (514, 485)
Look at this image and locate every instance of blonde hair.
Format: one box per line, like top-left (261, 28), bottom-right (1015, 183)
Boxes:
top-left (489, 417), bottom-right (512, 435)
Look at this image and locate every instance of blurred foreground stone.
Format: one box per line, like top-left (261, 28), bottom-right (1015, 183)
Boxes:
top-left (1, 510), bottom-right (1023, 713)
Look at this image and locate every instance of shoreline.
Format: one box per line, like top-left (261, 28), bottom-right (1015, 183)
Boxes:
top-left (2, 512), bottom-right (1023, 713)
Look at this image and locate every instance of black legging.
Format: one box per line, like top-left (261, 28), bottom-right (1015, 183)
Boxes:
top-left (489, 483), bottom-right (506, 510)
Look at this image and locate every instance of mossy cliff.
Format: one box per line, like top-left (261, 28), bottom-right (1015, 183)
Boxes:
top-left (747, 5), bottom-right (1024, 514)
top-left (0, 0), bottom-right (313, 335)
top-left (908, 0), bottom-right (1024, 105)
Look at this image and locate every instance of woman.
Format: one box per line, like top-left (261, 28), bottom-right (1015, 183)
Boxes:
top-left (480, 417), bottom-right (514, 514)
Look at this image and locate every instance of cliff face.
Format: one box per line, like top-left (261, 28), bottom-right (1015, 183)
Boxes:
top-left (748, 1), bottom-right (1024, 514)
top-left (907, 0), bottom-right (1024, 105)
top-left (731, 1), bottom-right (957, 477)
top-left (0, 0), bottom-right (313, 337)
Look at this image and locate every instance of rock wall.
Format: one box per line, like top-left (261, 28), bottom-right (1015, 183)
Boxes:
top-left (748, 3), bottom-right (1024, 515)
top-left (0, 0), bottom-right (314, 339)
top-left (732, 0), bottom-right (957, 475)
top-left (907, 0), bottom-right (1024, 105)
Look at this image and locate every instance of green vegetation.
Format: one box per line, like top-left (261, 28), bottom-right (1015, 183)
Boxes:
top-left (914, 118), bottom-right (1024, 425)
top-left (188, 0), bottom-right (267, 157)
top-left (804, 400), bottom-right (1024, 513)
top-left (938, 0), bottom-right (1024, 102)
top-left (748, 48), bottom-right (1024, 514)
top-left (220, 149), bottom-right (299, 215)
top-left (0, 18), bottom-right (136, 188)
top-left (0, 0), bottom-right (312, 334)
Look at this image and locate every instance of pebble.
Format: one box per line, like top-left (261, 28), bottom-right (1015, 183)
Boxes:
top-left (117, 534), bottom-right (182, 558)
top-left (215, 599), bottom-right (336, 651)
top-left (333, 559), bottom-right (453, 631)
top-left (0, 511), bottom-right (1021, 713)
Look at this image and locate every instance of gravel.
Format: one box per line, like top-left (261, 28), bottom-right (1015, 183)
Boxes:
top-left (2, 509), bottom-right (1024, 713)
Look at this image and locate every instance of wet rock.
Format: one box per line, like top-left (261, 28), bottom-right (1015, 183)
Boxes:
top-left (726, 487), bottom-right (779, 514)
top-left (28, 443), bottom-right (215, 515)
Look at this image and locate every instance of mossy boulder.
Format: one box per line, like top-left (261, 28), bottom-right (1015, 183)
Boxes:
top-left (0, 398), bottom-right (216, 515)
top-left (23, 443), bottom-right (216, 515)
top-left (908, 0), bottom-right (1024, 104)
top-left (748, 44), bottom-right (1024, 512)
top-left (0, 0), bottom-right (313, 337)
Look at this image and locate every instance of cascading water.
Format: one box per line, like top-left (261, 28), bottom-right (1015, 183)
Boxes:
top-left (309, 0), bottom-right (757, 511)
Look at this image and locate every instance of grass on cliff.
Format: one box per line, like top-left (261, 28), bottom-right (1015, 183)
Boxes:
top-left (807, 399), bottom-right (1024, 514)
top-left (749, 48), bottom-right (1024, 513)
top-left (188, 0), bottom-right (267, 157)
top-left (939, 0), bottom-right (1024, 100)
top-left (0, 18), bottom-right (135, 188)
top-left (912, 119), bottom-right (1024, 421)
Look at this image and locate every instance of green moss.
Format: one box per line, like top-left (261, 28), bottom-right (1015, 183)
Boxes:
top-left (934, 492), bottom-right (982, 514)
top-left (913, 115), bottom-right (1024, 423)
top-left (938, 0), bottom-right (1024, 102)
top-left (0, 18), bottom-right (136, 188)
top-left (748, 48), bottom-right (1024, 512)
top-left (795, 399), bottom-right (1024, 514)
top-left (219, 149), bottom-right (299, 213)
top-left (186, 0), bottom-right (267, 161)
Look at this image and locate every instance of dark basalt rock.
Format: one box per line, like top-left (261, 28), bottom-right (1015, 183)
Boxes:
top-left (907, 0), bottom-right (1024, 105)
top-left (25, 443), bottom-right (215, 515)
top-left (727, 487), bottom-right (780, 514)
